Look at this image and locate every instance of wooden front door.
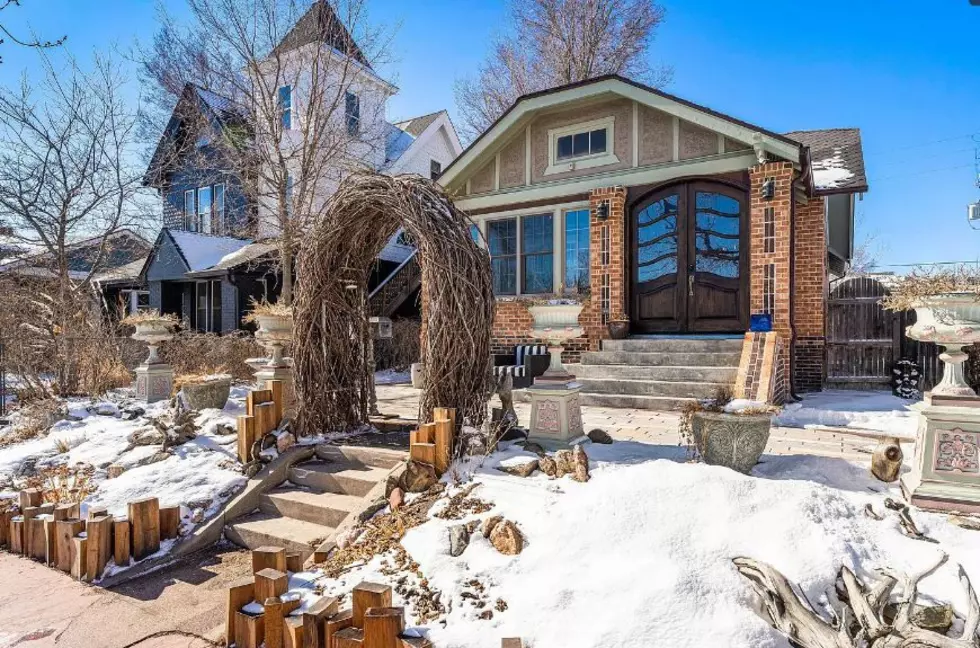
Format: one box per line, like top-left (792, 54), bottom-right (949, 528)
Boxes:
top-left (630, 181), bottom-right (749, 333)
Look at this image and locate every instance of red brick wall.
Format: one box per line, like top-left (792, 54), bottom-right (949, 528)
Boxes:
top-left (490, 298), bottom-right (593, 363)
top-left (792, 196), bottom-right (827, 392)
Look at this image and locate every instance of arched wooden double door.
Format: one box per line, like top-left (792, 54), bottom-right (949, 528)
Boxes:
top-left (630, 180), bottom-right (749, 333)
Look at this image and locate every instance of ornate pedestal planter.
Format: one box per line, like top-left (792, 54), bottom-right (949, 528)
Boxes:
top-left (132, 320), bottom-right (175, 404)
top-left (254, 313), bottom-right (296, 416)
top-left (527, 303), bottom-right (585, 445)
top-left (901, 293), bottom-right (980, 511)
top-left (691, 411), bottom-right (772, 474)
top-left (180, 375), bottom-right (232, 410)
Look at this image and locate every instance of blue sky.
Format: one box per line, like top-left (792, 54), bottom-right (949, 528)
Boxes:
top-left (1, 0), bottom-right (978, 268)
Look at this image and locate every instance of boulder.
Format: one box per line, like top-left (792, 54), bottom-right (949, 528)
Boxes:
top-left (496, 458), bottom-right (539, 478)
top-left (276, 431), bottom-right (296, 453)
top-left (572, 444), bottom-right (590, 483)
top-left (521, 441), bottom-right (547, 457)
top-left (449, 524), bottom-right (470, 557)
top-left (538, 456), bottom-right (558, 478)
top-left (587, 429), bottom-right (613, 444)
top-left (481, 515), bottom-right (503, 538)
top-left (91, 402), bottom-right (119, 417)
top-left (121, 407), bottom-right (145, 421)
top-left (489, 519), bottom-right (524, 555)
top-left (128, 426), bottom-right (165, 446)
top-left (337, 527), bottom-right (363, 550)
top-left (190, 508), bottom-right (205, 524)
top-left (554, 449), bottom-right (575, 477)
top-left (389, 487), bottom-right (404, 511)
top-left (214, 422), bottom-right (235, 436)
top-left (400, 460), bottom-right (438, 493)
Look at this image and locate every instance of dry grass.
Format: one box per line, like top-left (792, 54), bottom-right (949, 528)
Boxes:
top-left (0, 399), bottom-right (63, 449)
top-left (241, 297), bottom-right (293, 324)
top-left (119, 309), bottom-right (179, 326)
top-left (882, 267), bottom-right (980, 312)
top-left (374, 319), bottom-right (420, 372)
top-left (162, 331), bottom-right (264, 382)
top-left (24, 464), bottom-right (95, 504)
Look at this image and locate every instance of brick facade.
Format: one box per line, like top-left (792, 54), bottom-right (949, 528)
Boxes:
top-left (490, 299), bottom-right (592, 364)
top-left (733, 332), bottom-right (789, 404)
top-left (792, 196), bottom-right (828, 392)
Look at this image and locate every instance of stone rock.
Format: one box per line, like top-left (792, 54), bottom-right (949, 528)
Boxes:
top-left (489, 519), bottom-right (524, 555)
top-left (276, 431), bottom-right (296, 453)
top-left (481, 515), bottom-right (503, 538)
top-left (460, 426), bottom-right (488, 456)
top-left (572, 444), bottom-right (590, 483)
top-left (91, 402), bottom-right (119, 417)
top-left (128, 426), bottom-right (165, 446)
top-left (138, 451), bottom-right (171, 467)
top-left (449, 524), bottom-right (470, 557)
top-left (107, 465), bottom-right (125, 479)
top-left (190, 508), bottom-right (205, 524)
top-left (465, 519), bottom-right (481, 534)
top-left (400, 460), bottom-right (438, 493)
top-left (357, 497), bottom-right (388, 523)
top-left (883, 603), bottom-right (953, 633)
top-left (213, 422), bottom-right (235, 436)
top-left (243, 462), bottom-right (262, 479)
top-left (950, 515), bottom-right (980, 531)
top-left (538, 456), bottom-right (558, 478)
top-left (389, 487), bottom-right (405, 511)
top-left (496, 458), bottom-right (539, 478)
top-left (500, 426), bottom-right (528, 442)
top-left (337, 526), bottom-right (363, 550)
top-left (521, 441), bottom-right (547, 457)
top-left (554, 449), bottom-right (575, 477)
top-left (121, 407), bottom-right (145, 421)
top-left (587, 429), bottom-right (613, 444)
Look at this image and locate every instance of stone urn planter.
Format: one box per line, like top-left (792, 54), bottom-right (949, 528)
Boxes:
top-left (607, 318), bottom-right (630, 340)
top-left (131, 319), bottom-right (176, 365)
top-left (905, 293), bottom-right (980, 397)
top-left (180, 374), bottom-right (232, 410)
top-left (527, 302), bottom-right (584, 381)
top-left (690, 411), bottom-right (773, 474)
top-left (254, 313), bottom-right (293, 369)
top-left (123, 312), bottom-right (178, 403)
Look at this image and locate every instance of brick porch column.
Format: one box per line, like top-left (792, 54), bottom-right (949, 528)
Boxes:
top-left (792, 195), bottom-right (827, 392)
top-left (587, 186), bottom-right (627, 348)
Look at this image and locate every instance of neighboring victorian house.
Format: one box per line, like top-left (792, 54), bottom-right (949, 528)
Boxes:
top-left (439, 75), bottom-right (867, 407)
top-left (139, 2), bottom-right (462, 333)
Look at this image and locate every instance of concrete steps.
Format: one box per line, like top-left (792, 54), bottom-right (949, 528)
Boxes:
top-left (224, 445), bottom-right (406, 562)
top-left (573, 336), bottom-right (743, 411)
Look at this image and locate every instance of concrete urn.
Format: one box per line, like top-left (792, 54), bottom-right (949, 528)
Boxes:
top-left (527, 303), bottom-right (584, 380)
top-left (254, 313), bottom-right (293, 368)
top-left (691, 411), bottom-right (772, 474)
top-left (180, 375), bottom-right (232, 410)
top-left (906, 293), bottom-right (980, 397)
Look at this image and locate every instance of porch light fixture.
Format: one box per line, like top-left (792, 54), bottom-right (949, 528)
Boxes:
top-left (761, 178), bottom-right (775, 201)
top-left (596, 200), bottom-right (610, 220)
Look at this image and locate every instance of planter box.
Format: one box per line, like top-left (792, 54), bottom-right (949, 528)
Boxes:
top-left (691, 411), bottom-right (772, 474)
top-left (181, 377), bottom-right (232, 410)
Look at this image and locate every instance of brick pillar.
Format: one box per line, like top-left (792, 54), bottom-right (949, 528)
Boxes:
top-left (587, 186), bottom-right (627, 347)
top-left (792, 195), bottom-right (827, 392)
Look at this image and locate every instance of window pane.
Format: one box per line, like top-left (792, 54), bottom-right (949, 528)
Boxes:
top-left (492, 258), bottom-right (516, 295)
top-left (635, 195), bottom-right (679, 282)
top-left (572, 132), bottom-right (589, 156)
top-left (346, 92), bottom-right (360, 136)
top-left (694, 191), bottom-right (741, 278)
top-left (521, 214), bottom-right (553, 293)
top-left (184, 190), bottom-right (195, 231)
top-left (488, 219), bottom-right (516, 256)
top-left (469, 223), bottom-right (480, 244)
top-left (523, 253), bottom-right (553, 293)
top-left (564, 209), bottom-right (590, 291)
top-left (214, 185), bottom-right (225, 234)
top-left (590, 129), bottom-right (607, 154)
top-left (279, 86), bottom-right (291, 129)
top-left (211, 281), bottom-right (222, 333)
top-left (556, 135), bottom-right (573, 160)
top-left (522, 214), bottom-right (552, 254)
top-left (198, 187), bottom-right (212, 234)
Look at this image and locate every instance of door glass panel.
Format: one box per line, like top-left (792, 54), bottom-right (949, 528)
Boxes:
top-left (694, 191), bottom-right (740, 278)
top-left (635, 194), bottom-right (679, 283)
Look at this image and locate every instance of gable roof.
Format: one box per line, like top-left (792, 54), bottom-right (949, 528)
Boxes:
top-left (395, 111), bottom-right (442, 138)
top-left (784, 128), bottom-right (868, 195)
top-left (440, 74), bottom-right (805, 186)
top-left (382, 110), bottom-right (463, 173)
top-left (0, 229), bottom-right (151, 279)
top-left (139, 228), bottom-right (253, 281)
top-left (272, 0), bottom-right (371, 69)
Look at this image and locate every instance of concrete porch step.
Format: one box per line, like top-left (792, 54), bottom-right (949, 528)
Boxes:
top-left (601, 338), bottom-right (744, 353)
top-left (224, 512), bottom-right (334, 562)
top-left (288, 460), bottom-right (391, 497)
top-left (580, 350), bottom-right (741, 367)
top-left (579, 392), bottom-right (697, 410)
top-left (259, 486), bottom-right (363, 528)
top-left (572, 363), bottom-right (737, 383)
top-left (315, 444), bottom-right (407, 469)
top-left (576, 377), bottom-right (728, 399)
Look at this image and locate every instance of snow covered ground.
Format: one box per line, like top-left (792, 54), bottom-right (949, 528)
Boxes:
top-left (375, 369), bottom-right (411, 385)
top-left (776, 389), bottom-right (920, 439)
top-left (271, 440), bottom-right (980, 648)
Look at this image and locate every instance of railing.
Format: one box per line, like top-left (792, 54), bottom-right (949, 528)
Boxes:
top-left (369, 251), bottom-right (421, 317)
top-left (368, 248), bottom-right (418, 299)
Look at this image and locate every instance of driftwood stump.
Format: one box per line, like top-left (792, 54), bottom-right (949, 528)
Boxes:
top-left (871, 437), bottom-right (903, 483)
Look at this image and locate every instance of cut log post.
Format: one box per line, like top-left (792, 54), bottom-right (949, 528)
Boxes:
top-left (256, 402), bottom-right (276, 436)
top-left (433, 418), bottom-right (452, 474)
top-left (501, 640), bottom-right (524, 648)
top-left (10, 517), bottom-right (23, 553)
top-left (255, 568), bottom-right (288, 603)
top-left (334, 628), bottom-right (365, 647)
top-left (28, 517), bottom-right (47, 561)
top-left (114, 518), bottom-right (131, 567)
top-left (302, 596), bottom-right (339, 648)
top-left (363, 607), bottom-right (405, 648)
top-left (86, 515), bottom-right (113, 581)
top-left (70, 537), bottom-right (88, 581)
top-left (19, 488), bottom-right (42, 510)
top-left (247, 388), bottom-right (274, 416)
top-left (53, 504), bottom-right (73, 521)
top-left (55, 519), bottom-right (84, 572)
top-left (353, 582), bottom-right (392, 628)
top-left (87, 506), bottom-right (107, 520)
top-left (268, 380), bottom-right (284, 425)
top-left (264, 597), bottom-right (285, 648)
top-left (159, 505), bottom-right (180, 540)
top-left (43, 517), bottom-right (58, 566)
top-left (238, 415), bottom-right (257, 463)
top-left (128, 497), bottom-right (160, 561)
top-left (325, 609), bottom-right (353, 647)
top-left (22, 506), bottom-right (38, 556)
top-left (286, 552), bottom-right (303, 573)
top-left (0, 510), bottom-right (11, 548)
top-left (399, 638), bottom-right (432, 648)
top-left (225, 578), bottom-right (255, 647)
top-left (235, 610), bottom-right (265, 648)
top-left (282, 598), bottom-right (302, 616)
top-left (409, 443), bottom-right (436, 467)
top-left (252, 546), bottom-right (287, 574)
top-left (284, 616), bottom-right (304, 648)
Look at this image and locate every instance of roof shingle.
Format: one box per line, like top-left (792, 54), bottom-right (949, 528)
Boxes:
top-left (784, 128), bottom-right (868, 194)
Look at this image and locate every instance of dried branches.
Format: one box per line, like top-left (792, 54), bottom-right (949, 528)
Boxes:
top-left (293, 172), bottom-right (494, 435)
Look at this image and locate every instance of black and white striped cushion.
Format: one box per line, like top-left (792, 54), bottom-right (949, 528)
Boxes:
top-left (514, 344), bottom-right (546, 366)
top-left (493, 365), bottom-right (526, 377)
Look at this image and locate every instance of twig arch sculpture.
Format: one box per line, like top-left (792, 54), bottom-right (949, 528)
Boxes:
top-left (293, 172), bottom-right (494, 434)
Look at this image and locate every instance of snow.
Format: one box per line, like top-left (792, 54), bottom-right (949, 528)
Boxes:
top-left (168, 230), bottom-right (252, 272)
top-left (812, 149), bottom-right (855, 189)
top-left (776, 389), bottom-right (920, 439)
top-left (375, 369), bottom-right (411, 385)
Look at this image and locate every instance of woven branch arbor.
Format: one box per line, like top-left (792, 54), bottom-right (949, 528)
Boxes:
top-left (293, 172), bottom-right (494, 434)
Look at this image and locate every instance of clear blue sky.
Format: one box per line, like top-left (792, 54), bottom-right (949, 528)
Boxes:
top-left (2, 0), bottom-right (978, 269)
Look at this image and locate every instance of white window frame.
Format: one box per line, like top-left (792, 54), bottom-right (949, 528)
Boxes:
top-left (213, 183), bottom-right (226, 235)
top-left (184, 189), bottom-right (196, 231)
top-left (545, 116), bottom-right (619, 176)
top-left (197, 186), bottom-right (213, 234)
top-left (562, 207), bottom-right (592, 295)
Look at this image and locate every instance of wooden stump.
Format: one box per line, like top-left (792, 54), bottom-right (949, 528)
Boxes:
top-left (284, 617), bottom-right (304, 648)
top-left (264, 597), bottom-right (284, 648)
top-left (247, 389), bottom-right (273, 416)
top-left (433, 419), bottom-right (452, 474)
top-left (409, 443), bottom-right (436, 467)
top-left (225, 578), bottom-right (255, 648)
top-left (55, 519), bottom-right (84, 572)
top-left (107, 464), bottom-right (126, 479)
top-left (70, 537), bottom-right (88, 580)
top-left (255, 568), bottom-right (288, 603)
top-left (234, 611), bottom-right (265, 648)
top-left (128, 497), bottom-right (160, 561)
top-left (114, 518), bottom-right (131, 567)
top-left (501, 640), bottom-right (524, 648)
top-left (22, 506), bottom-right (38, 556)
top-left (363, 607), bottom-right (405, 648)
top-left (43, 517), bottom-right (58, 566)
top-left (324, 608), bottom-right (353, 647)
top-left (286, 552), bottom-right (303, 573)
top-left (353, 582), bottom-right (392, 628)
top-left (302, 596), bottom-right (340, 648)
top-left (252, 546), bottom-right (287, 574)
top-left (268, 380), bottom-right (284, 424)
top-left (19, 488), bottom-right (41, 510)
top-left (86, 515), bottom-right (114, 581)
top-left (28, 517), bottom-right (47, 562)
top-left (334, 628), bottom-right (365, 647)
top-left (10, 518), bottom-right (23, 554)
top-left (0, 510), bottom-right (12, 548)
top-left (256, 402), bottom-right (276, 435)
top-left (87, 506), bottom-right (107, 520)
top-left (52, 503), bottom-right (74, 521)
top-left (159, 505), bottom-right (180, 540)
top-left (238, 415), bottom-right (257, 463)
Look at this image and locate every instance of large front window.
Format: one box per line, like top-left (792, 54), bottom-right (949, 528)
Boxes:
top-left (564, 209), bottom-right (590, 292)
top-left (488, 219), bottom-right (517, 295)
top-left (195, 280), bottom-right (222, 333)
top-left (521, 214), bottom-right (553, 294)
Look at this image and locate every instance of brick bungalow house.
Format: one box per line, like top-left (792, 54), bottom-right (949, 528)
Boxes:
top-left (439, 75), bottom-right (867, 407)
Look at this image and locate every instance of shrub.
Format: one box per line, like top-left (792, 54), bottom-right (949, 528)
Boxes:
top-left (161, 330), bottom-right (265, 382)
top-left (374, 319), bottom-right (420, 372)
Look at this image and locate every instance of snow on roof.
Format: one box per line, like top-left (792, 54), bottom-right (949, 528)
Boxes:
top-left (812, 149), bottom-right (855, 190)
top-left (785, 128), bottom-right (867, 194)
top-left (186, 241), bottom-right (277, 276)
top-left (384, 122), bottom-right (416, 167)
top-left (168, 230), bottom-right (253, 272)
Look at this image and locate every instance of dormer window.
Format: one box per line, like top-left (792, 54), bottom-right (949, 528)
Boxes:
top-left (545, 116), bottom-right (619, 176)
top-left (345, 92), bottom-right (360, 136)
top-left (279, 85), bottom-right (292, 130)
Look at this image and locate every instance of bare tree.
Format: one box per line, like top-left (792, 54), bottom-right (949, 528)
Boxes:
top-left (139, 0), bottom-right (394, 305)
top-left (455, 0), bottom-right (670, 141)
top-left (0, 0), bottom-right (66, 64)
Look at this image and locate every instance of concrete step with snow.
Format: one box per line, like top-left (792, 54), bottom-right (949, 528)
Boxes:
top-left (314, 444), bottom-right (407, 469)
top-left (580, 351), bottom-right (741, 367)
top-left (288, 460), bottom-right (391, 497)
top-left (601, 338), bottom-right (744, 353)
top-left (224, 512), bottom-right (334, 562)
top-left (573, 363), bottom-right (737, 383)
top-left (576, 377), bottom-right (728, 399)
top-left (579, 393), bottom-right (697, 410)
top-left (259, 487), bottom-right (363, 528)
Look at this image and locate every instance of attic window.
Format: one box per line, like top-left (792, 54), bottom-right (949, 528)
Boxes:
top-left (430, 160), bottom-right (442, 180)
top-left (279, 85), bottom-right (292, 130)
top-left (345, 92), bottom-right (360, 136)
top-left (546, 117), bottom-right (619, 176)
